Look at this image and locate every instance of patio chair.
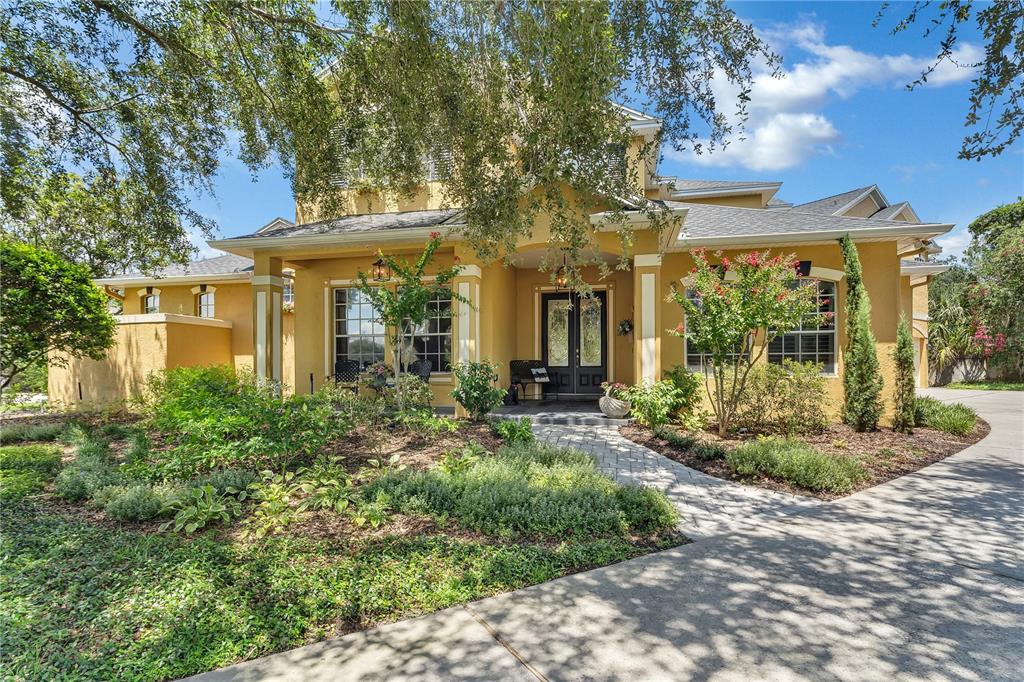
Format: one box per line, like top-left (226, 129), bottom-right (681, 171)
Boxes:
top-left (407, 359), bottom-right (433, 382)
top-left (334, 360), bottom-right (361, 391)
top-left (509, 359), bottom-right (556, 402)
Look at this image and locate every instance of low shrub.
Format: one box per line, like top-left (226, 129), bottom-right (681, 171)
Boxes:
top-left (161, 484), bottom-right (245, 534)
top-left (614, 485), bottom-right (678, 534)
top-left (726, 437), bottom-right (867, 494)
top-left (0, 423), bottom-right (65, 445)
top-left (374, 442), bottom-right (677, 539)
top-left (623, 380), bottom-right (687, 428)
top-left (914, 397), bottom-right (977, 436)
top-left (191, 468), bottom-right (258, 494)
top-left (652, 427), bottom-right (726, 461)
top-left (662, 365), bottom-right (704, 427)
top-left (491, 417), bottom-right (535, 445)
top-left (451, 362), bottom-right (505, 420)
top-left (692, 441), bottom-right (728, 462)
top-left (141, 365), bottom-right (353, 477)
top-left (653, 427), bottom-right (697, 450)
top-left (0, 470), bottom-right (47, 501)
top-left (55, 459), bottom-right (120, 502)
top-left (105, 485), bottom-right (170, 521)
top-left (0, 444), bottom-right (62, 475)
top-left (735, 360), bottom-right (828, 435)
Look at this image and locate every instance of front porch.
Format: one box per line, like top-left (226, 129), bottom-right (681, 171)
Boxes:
top-left (494, 399), bottom-right (628, 426)
top-left (262, 243), bottom-right (671, 409)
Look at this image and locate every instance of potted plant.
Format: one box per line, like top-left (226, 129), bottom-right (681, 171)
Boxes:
top-left (599, 381), bottom-right (630, 418)
top-left (362, 361), bottom-right (390, 390)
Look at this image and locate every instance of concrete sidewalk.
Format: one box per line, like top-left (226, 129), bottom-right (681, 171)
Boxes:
top-left (193, 388), bottom-right (1024, 681)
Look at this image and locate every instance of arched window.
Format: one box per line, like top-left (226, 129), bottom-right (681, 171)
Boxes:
top-left (196, 291), bottom-right (215, 318)
top-left (142, 293), bottom-right (159, 314)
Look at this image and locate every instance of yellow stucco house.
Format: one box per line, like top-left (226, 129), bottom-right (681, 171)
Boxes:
top-left (50, 109), bottom-right (953, 418)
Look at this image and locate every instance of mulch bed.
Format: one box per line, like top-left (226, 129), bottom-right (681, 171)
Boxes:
top-left (620, 419), bottom-right (990, 501)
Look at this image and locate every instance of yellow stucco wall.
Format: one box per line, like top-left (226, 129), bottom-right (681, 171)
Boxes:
top-left (48, 319), bottom-right (232, 408)
top-left (657, 241), bottom-right (902, 420)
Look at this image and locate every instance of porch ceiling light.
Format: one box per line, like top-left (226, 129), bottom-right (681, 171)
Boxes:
top-left (371, 257), bottom-right (391, 282)
top-left (555, 252), bottom-right (568, 290)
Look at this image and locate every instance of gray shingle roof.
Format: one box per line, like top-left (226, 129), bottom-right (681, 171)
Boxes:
top-left (228, 208), bottom-right (464, 240)
top-left (791, 186), bottom-right (874, 215)
top-left (106, 253), bottom-right (254, 281)
top-left (668, 201), bottom-right (943, 243)
top-left (663, 178), bottom-right (777, 192)
top-left (871, 202), bottom-right (917, 222)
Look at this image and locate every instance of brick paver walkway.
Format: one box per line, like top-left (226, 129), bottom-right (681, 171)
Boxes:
top-left (534, 424), bottom-right (820, 539)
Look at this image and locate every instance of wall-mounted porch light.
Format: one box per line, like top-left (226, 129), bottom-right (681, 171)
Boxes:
top-left (371, 256), bottom-right (391, 282)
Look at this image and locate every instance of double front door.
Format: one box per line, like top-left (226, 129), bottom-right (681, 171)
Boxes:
top-left (541, 291), bottom-right (607, 395)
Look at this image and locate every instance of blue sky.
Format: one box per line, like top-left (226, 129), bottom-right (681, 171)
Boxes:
top-left (190, 1), bottom-right (1022, 260)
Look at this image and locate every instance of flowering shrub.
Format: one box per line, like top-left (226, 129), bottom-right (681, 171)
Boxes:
top-left (668, 248), bottom-right (818, 436)
top-left (622, 381), bottom-right (686, 428)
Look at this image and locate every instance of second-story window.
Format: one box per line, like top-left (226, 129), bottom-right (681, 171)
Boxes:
top-left (283, 283), bottom-right (294, 307)
top-left (143, 293), bottom-right (159, 314)
top-left (197, 291), bottom-right (215, 318)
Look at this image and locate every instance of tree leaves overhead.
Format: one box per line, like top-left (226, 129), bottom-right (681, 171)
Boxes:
top-left (2, 0), bottom-right (772, 281)
top-left (1, 0), bottom-right (340, 275)
top-left (878, 0), bottom-right (1024, 160)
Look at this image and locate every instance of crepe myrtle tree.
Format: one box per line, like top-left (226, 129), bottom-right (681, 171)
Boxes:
top-left (354, 232), bottom-right (468, 410)
top-left (669, 249), bottom-right (819, 437)
top-left (0, 238), bottom-right (116, 391)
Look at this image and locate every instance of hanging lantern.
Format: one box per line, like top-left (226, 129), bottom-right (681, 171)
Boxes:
top-left (371, 256), bottom-right (391, 282)
top-left (554, 252), bottom-right (568, 290)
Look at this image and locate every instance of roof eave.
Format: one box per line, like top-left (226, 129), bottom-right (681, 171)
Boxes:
top-left (670, 223), bottom-right (955, 251)
top-left (94, 271), bottom-right (253, 287)
top-left (669, 183), bottom-right (782, 202)
top-left (207, 224), bottom-right (463, 258)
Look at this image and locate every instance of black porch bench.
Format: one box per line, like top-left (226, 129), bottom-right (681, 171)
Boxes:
top-left (509, 360), bottom-right (557, 402)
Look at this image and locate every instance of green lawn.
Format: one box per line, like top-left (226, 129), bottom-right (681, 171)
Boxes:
top-left (1, 502), bottom-right (675, 681)
top-left (945, 380), bottom-right (1024, 391)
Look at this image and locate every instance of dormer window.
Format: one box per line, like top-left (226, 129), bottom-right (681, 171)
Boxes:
top-left (197, 291), bottom-right (215, 318)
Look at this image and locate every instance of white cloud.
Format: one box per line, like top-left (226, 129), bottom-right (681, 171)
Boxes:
top-left (670, 20), bottom-right (980, 172)
top-left (935, 227), bottom-right (971, 258)
top-left (669, 113), bottom-right (839, 171)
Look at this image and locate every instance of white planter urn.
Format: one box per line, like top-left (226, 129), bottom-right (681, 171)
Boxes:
top-left (599, 392), bottom-right (630, 419)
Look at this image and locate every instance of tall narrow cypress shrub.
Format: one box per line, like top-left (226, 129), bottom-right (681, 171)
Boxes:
top-left (839, 235), bottom-right (884, 431)
top-left (892, 314), bottom-right (916, 433)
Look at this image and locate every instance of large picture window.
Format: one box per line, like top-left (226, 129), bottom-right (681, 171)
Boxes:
top-left (683, 289), bottom-right (745, 371)
top-left (407, 288), bottom-right (452, 373)
top-left (334, 288), bottom-right (385, 369)
top-left (767, 279), bottom-right (837, 373)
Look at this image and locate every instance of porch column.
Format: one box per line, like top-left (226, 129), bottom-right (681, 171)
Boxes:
top-left (252, 253), bottom-right (285, 386)
top-left (451, 264), bottom-right (482, 418)
top-left (452, 264), bottom-right (482, 366)
top-left (634, 253), bottom-right (662, 384)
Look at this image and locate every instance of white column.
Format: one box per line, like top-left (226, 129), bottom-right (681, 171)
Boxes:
top-left (641, 272), bottom-right (656, 382)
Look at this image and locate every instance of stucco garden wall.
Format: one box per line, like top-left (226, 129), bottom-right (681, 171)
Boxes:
top-left (49, 316), bottom-right (233, 408)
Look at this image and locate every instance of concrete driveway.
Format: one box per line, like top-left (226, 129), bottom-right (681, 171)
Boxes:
top-left (194, 388), bottom-right (1023, 681)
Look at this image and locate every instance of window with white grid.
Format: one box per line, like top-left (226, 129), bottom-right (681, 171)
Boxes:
top-left (334, 288), bottom-right (385, 369)
top-left (143, 293), bottom-right (159, 314)
top-left (196, 292), bottom-right (215, 318)
top-left (405, 288), bottom-right (452, 373)
top-left (683, 289), bottom-right (746, 372)
top-left (767, 279), bottom-right (837, 373)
